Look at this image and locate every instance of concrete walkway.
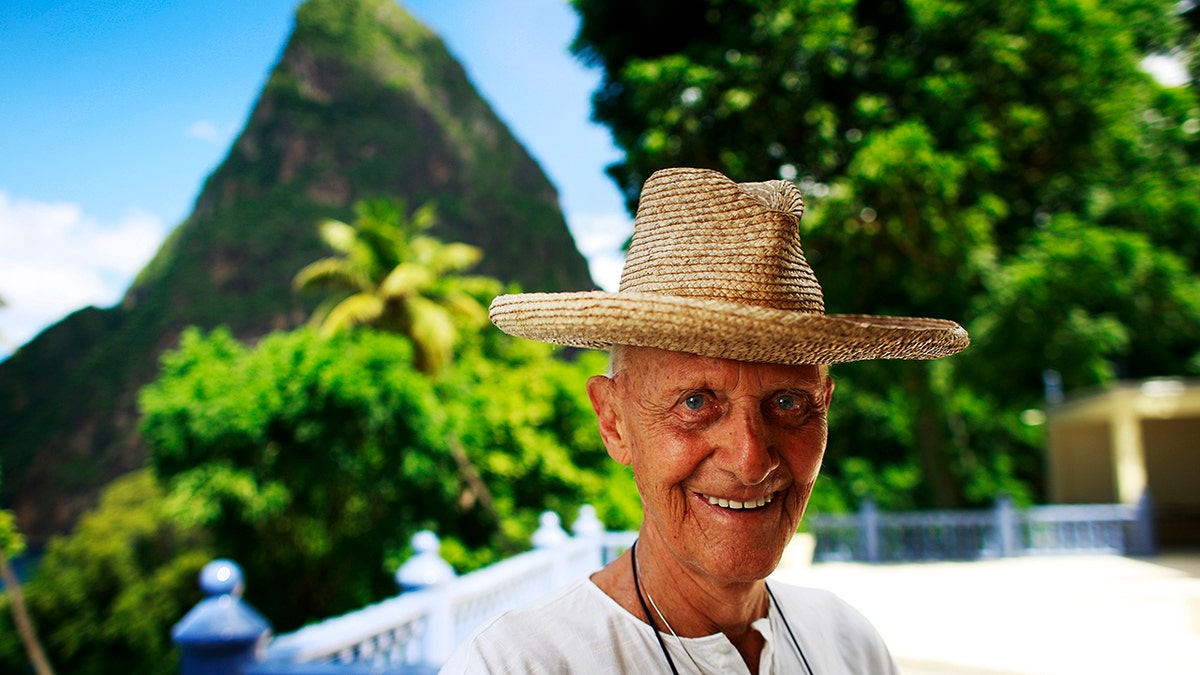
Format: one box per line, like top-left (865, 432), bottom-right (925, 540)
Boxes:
top-left (770, 553), bottom-right (1200, 674)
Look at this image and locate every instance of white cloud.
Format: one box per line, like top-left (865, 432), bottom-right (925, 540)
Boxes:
top-left (566, 212), bottom-right (632, 292)
top-left (186, 119), bottom-right (222, 143)
top-left (587, 255), bottom-right (627, 293)
top-left (0, 191), bottom-right (168, 356)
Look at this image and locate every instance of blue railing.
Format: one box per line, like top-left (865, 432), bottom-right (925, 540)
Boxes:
top-left (174, 496), bottom-right (1154, 674)
top-left (806, 493), bottom-right (1155, 563)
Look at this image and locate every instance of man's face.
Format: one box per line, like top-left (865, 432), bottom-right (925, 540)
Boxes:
top-left (588, 346), bottom-right (833, 585)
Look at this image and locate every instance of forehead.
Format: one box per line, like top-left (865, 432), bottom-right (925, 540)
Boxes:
top-left (616, 347), bottom-right (824, 392)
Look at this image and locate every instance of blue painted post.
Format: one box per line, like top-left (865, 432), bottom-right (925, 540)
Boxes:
top-left (173, 559), bottom-right (271, 675)
top-left (860, 499), bottom-right (879, 563)
top-left (1132, 490), bottom-right (1157, 556)
top-left (994, 496), bottom-right (1019, 558)
top-left (1042, 369), bottom-right (1064, 405)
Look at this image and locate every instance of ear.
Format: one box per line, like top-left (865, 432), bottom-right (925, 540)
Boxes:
top-left (824, 374), bottom-right (835, 406)
top-left (587, 375), bottom-right (632, 466)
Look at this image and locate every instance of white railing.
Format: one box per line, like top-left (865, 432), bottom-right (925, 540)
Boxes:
top-left (180, 496), bottom-right (1154, 674)
top-left (250, 508), bottom-right (632, 673)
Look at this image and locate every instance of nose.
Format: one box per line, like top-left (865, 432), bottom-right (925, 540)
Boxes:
top-left (713, 408), bottom-right (779, 486)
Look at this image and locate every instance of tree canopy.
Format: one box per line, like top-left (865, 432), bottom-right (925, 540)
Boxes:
top-left (572, 0), bottom-right (1200, 506)
top-left (0, 470), bottom-right (209, 675)
top-left (138, 326), bottom-right (636, 631)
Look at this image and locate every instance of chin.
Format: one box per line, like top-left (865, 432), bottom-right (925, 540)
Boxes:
top-left (694, 534), bottom-right (790, 584)
top-left (705, 556), bottom-right (783, 585)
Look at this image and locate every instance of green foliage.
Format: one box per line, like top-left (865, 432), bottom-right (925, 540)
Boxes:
top-left (141, 327), bottom-right (446, 628)
top-left (439, 338), bottom-right (642, 551)
top-left (965, 218), bottom-right (1200, 394)
top-left (139, 325), bottom-right (634, 631)
top-left (0, 510), bottom-right (22, 560)
top-left (0, 466), bottom-right (22, 560)
top-left (0, 470), bottom-right (210, 675)
top-left (573, 0), bottom-right (1200, 507)
top-left (295, 198), bottom-right (499, 374)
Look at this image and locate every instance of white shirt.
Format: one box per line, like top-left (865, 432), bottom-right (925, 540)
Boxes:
top-left (440, 579), bottom-right (899, 674)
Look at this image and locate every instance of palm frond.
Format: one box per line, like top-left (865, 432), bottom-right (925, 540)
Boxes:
top-left (409, 201), bottom-right (438, 234)
top-left (440, 291), bottom-right (490, 327)
top-left (294, 258), bottom-right (371, 293)
top-left (319, 294), bottom-right (384, 336)
top-left (433, 242), bottom-right (484, 274)
top-left (457, 275), bottom-right (504, 299)
top-left (317, 219), bottom-right (358, 254)
top-left (306, 298), bottom-right (341, 329)
top-left (406, 295), bottom-right (458, 374)
top-left (379, 263), bottom-right (434, 299)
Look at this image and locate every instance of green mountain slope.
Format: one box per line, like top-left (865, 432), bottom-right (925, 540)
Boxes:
top-left (0, 0), bottom-right (594, 544)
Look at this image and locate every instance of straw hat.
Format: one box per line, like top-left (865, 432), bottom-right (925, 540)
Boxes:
top-left (489, 167), bottom-right (969, 365)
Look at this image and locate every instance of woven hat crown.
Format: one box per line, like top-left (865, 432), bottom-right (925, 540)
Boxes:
top-left (620, 169), bottom-right (824, 313)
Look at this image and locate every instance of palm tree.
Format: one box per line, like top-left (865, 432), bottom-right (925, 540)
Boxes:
top-left (294, 198), bottom-right (497, 375)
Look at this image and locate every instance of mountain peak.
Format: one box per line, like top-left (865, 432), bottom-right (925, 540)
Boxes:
top-left (0, 0), bottom-right (594, 544)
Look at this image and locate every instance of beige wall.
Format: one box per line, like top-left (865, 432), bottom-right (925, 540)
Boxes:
top-left (1047, 421), bottom-right (1115, 504)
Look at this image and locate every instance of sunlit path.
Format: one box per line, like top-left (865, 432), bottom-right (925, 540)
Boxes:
top-left (772, 553), bottom-right (1200, 675)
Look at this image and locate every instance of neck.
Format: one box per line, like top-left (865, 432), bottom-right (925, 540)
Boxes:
top-left (626, 533), bottom-right (770, 669)
top-left (640, 537), bottom-right (767, 631)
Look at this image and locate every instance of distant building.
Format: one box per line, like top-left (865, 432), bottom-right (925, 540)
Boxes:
top-left (1046, 378), bottom-right (1200, 546)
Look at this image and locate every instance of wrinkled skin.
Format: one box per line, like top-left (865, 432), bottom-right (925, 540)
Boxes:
top-left (588, 346), bottom-right (833, 667)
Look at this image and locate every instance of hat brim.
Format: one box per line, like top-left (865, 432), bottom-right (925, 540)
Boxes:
top-left (489, 291), bottom-right (970, 365)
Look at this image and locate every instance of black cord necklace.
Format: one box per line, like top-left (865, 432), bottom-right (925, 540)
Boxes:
top-left (631, 540), bottom-right (681, 675)
top-left (767, 583), bottom-right (815, 675)
top-left (629, 540), bottom-right (814, 674)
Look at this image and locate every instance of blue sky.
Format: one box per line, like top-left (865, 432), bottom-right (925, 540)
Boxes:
top-left (0, 0), bottom-right (632, 358)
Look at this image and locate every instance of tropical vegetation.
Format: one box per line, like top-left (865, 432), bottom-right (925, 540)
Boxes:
top-left (571, 0), bottom-right (1200, 508)
top-left (4, 1), bottom-right (1199, 672)
top-left (0, 470), bottom-right (205, 674)
top-left (0, 222), bottom-right (637, 673)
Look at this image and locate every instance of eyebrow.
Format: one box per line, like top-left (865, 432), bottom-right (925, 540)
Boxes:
top-left (658, 373), bottom-right (824, 394)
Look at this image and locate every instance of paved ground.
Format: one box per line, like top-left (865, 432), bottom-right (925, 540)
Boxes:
top-left (770, 551), bottom-right (1200, 674)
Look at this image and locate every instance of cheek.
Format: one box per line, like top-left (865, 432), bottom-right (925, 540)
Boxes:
top-left (628, 436), bottom-right (711, 508)
top-left (783, 427), bottom-right (828, 481)
top-left (632, 426), bottom-right (708, 475)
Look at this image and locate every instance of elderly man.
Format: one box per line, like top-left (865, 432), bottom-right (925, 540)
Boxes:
top-left (442, 167), bottom-right (968, 673)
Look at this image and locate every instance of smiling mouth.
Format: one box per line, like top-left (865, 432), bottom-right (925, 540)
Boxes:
top-left (701, 492), bottom-right (775, 510)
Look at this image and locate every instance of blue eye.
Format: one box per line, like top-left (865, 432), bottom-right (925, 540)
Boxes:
top-left (776, 394), bottom-right (797, 410)
top-left (684, 394), bottom-right (705, 411)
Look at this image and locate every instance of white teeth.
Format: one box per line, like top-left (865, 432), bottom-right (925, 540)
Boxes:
top-left (704, 493), bottom-right (774, 510)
